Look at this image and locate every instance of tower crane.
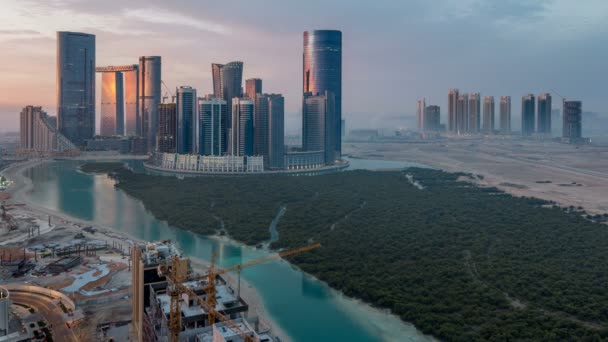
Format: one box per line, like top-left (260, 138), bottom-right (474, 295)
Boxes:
top-left (158, 243), bottom-right (321, 342)
top-left (161, 80), bottom-right (175, 103)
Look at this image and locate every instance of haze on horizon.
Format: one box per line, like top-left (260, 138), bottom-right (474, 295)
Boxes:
top-left (0, 0), bottom-right (606, 133)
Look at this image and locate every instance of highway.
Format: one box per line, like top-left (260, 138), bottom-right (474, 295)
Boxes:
top-left (10, 291), bottom-right (78, 342)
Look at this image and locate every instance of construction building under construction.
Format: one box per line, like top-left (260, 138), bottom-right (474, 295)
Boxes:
top-left (132, 240), bottom-right (263, 342)
top-left (132, 240), bottom-right (320, 342)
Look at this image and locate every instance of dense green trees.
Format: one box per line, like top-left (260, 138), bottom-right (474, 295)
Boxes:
top-left (105, 165), bottom-right (608, 341)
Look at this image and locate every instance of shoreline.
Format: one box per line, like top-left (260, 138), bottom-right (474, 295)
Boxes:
top-left (1, 159), bottom-right (293, 342)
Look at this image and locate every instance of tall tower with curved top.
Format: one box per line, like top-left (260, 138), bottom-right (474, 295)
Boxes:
top-left (303, 30), bottom-right (342, 158)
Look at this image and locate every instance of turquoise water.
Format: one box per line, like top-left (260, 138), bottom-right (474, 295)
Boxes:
top-left (23, 159), bottom-right (433, 342)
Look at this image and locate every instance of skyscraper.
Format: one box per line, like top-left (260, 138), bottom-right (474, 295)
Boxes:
top-left (537, 93), bottom-right (552, 135)
top-left (176, 86), bottom-right (197, 154)
top-left (563, 100), bottom-right (582, 140)
top-left (482, 96), bottom-right (495, 134)
top-left (268, 95), bottom-right (285, 169)
top-left (212, 63), bottom-right (224, 98)
top-left (231, 98), bottom-right (254, 156)
top-left (219, 62), bottom-right (244, 128)
top-left (254, 94), bottom-right (285, 167)
top-left (468, 93), bottom-right (481, 133)
top-left (303, 91), bottom-right (336, 165)
top-left (96, 65), bottom-right (139, 136)
top-left (416, 98), bottom-right (426, 132)
top-left (448, 89), bottom-right (459, 133)
top-left (303, 30), bottom-right (342, 158)
top-left (57, 31), bottom-right (95, 146)
top-left (245, 78), bottom-right (262, 100)
top-left (456, 93), bottom-right (469, 134)
top-left (521, 94), bottom-right (535, 136)
top-left (157, 103), bottom-right (177, 153)
top-left (424, 105), bottom-right (441, 132)
top-left (100, 72), bottom-right (124, 136)
top-left (500, 96), bottom-right (511, 134)
top-left (198, 96), bottom-right (227, 156)
top-left (139, 56), bottom-right (161, 151)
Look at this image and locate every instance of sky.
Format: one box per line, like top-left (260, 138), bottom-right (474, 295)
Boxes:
top-left (0, 0), bottom-right (606, 133)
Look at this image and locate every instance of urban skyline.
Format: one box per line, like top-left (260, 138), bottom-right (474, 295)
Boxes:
top-left (0, 0), bottom-right (605, 132)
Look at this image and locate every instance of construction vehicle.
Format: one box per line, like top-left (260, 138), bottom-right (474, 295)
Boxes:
top-left (158, 243), bottom-right (321, 342)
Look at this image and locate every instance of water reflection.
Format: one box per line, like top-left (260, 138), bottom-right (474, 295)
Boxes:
top-left (23, 160), bottom-right (433, 342)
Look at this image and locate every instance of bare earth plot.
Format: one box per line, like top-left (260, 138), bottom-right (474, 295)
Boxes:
top-left (344, 139), bottom-right (608, 214)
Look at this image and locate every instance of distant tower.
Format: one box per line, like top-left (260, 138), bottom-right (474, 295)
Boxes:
top-left (563, 100), bottom-right (582, 141)
top-left (176, 86), bottom-right (197, 154)
top-left (212, 63), bottom-right (224, 98)
top-left (482, 96), bottom-right (495, 134)
top-left (424, 105), bottom-right (441, 132)
top-left (231, 98), bottom-right (254, 156)
top-left (416, 98), bottom-right (426, 132)
top-left (448, 89), bottom-right (459, 133)
top-left (268, 95), bottom-right (285, 169)
top-left (303, 30), bottom-right (342, 158)
top-left (245, 78), bottom-right (262, 100)
top-left (303, 91), bottom-right (336, 165)
top-left (198, 96), bottom-right (227, 156)
top-left (57, 31), bottom-right (95, 146)
top-left (521, 94), bottom-right (535, 136)
top-left (468, 93), bottom-right (481, 133)
top-left (500, 96), bottom-right (511, 134)
top-left (100, 72), bottom-right (124, 136)
top-left (456, 93), bottom-right (469, 134)
top-left (139, 56), bottom-right (162, 151)
top-left (157, 102), bottom-right (177, 153)
top-left (537, 93), bottom-right (552, 135)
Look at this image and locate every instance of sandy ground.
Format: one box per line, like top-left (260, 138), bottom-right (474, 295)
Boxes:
top-left (0, 159), bottom-right (291, 342)
top-left (345, 138), bottom-right (608, 215)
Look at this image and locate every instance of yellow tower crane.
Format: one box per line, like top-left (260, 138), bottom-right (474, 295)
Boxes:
top-left (158, 243), bottom-right (321, 342)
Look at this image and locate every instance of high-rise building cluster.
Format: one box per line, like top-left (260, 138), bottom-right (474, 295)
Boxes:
top-left (440, 89), bottom-right (583, 140)
top-left (19, 106), bottom-right (76, 155)
top-left (20, 29), bottom-right (343, 168)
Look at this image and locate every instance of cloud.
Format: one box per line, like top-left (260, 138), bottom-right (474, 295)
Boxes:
top-left (123, 8), bottom-right (230, 35)
top-left (0, 29), bottom-right (40, 35)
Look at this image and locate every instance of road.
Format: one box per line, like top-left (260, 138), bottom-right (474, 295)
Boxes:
top-left (10, 291), bottom-right (78, 342)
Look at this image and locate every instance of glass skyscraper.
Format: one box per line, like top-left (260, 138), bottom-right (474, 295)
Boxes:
top-left (537, 93), bottom-right (552, 135)
top-left (521, 94), bottom-right (536, 136)
top-left (56, 31), bottom-right (95, 146)
top-left (199, 97), bottom-right (227, 156)
top-left (176, 86), bottom-right (197, 154)
top-left (231, 98), bottom-right (254, 156)
top-left (100, 72), bottom-right (124, 136)
top-left (139, 56), bottom-right (161, 151)
top-left (303, 91), bottom-right (336, 165)
top-left (303, 30), bottom-right (342, 158)
top-left (212, 61), bottom-right (243, 129)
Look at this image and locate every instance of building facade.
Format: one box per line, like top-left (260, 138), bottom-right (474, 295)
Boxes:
top-left (448, 89), bottom-right (459, 133)
top-left (100, 72), bottom-right (124, 136)
top-left (482, 96), bottom-right (495, 134)
top-left (176, 86), bottom-right (197, 154)
top-left (57, 31), bottom-right (96, 146)
top-left (537, 93), bottom-right (552, 135)
top-left (20, 106), bottom-right (76, 154)
top-left (456, 93), bottom-right (469, 134)
top-left (139, 56), bottom-right (161, 151)
top-left (521, 94), bottom-right (535, 136)
top-left (198, 96), bottom-right (227, 156)
top-left (563, 100), bottom-right (582, 141)
top-left (214, 62), bottom-right (243, 128)
top-left (303, 30), bottom-right (342, 158)
top-left (416, 98), bottom-right (426, 132)
top-left (303, 91), bottom-right (336, 165)
top-left (268, 95), bottom-right (285, 169)
top-left (500, 96), bottom-right (511, 134)
top-left (245, 78), bottom-right (262, 100)
top-left (468, 92), bottom-right (481, 133)
top-left (96, 65), bottom-right (139, 136)
top-left (424, 105), bottom-right (440, 132)
top-left (157, 103), bottom-right (177, 153)
top-left (231, 98), bottom-right (254, 156)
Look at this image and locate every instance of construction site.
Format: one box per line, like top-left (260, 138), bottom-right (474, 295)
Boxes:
top-left (131, 240), bottom-right (320, 342)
